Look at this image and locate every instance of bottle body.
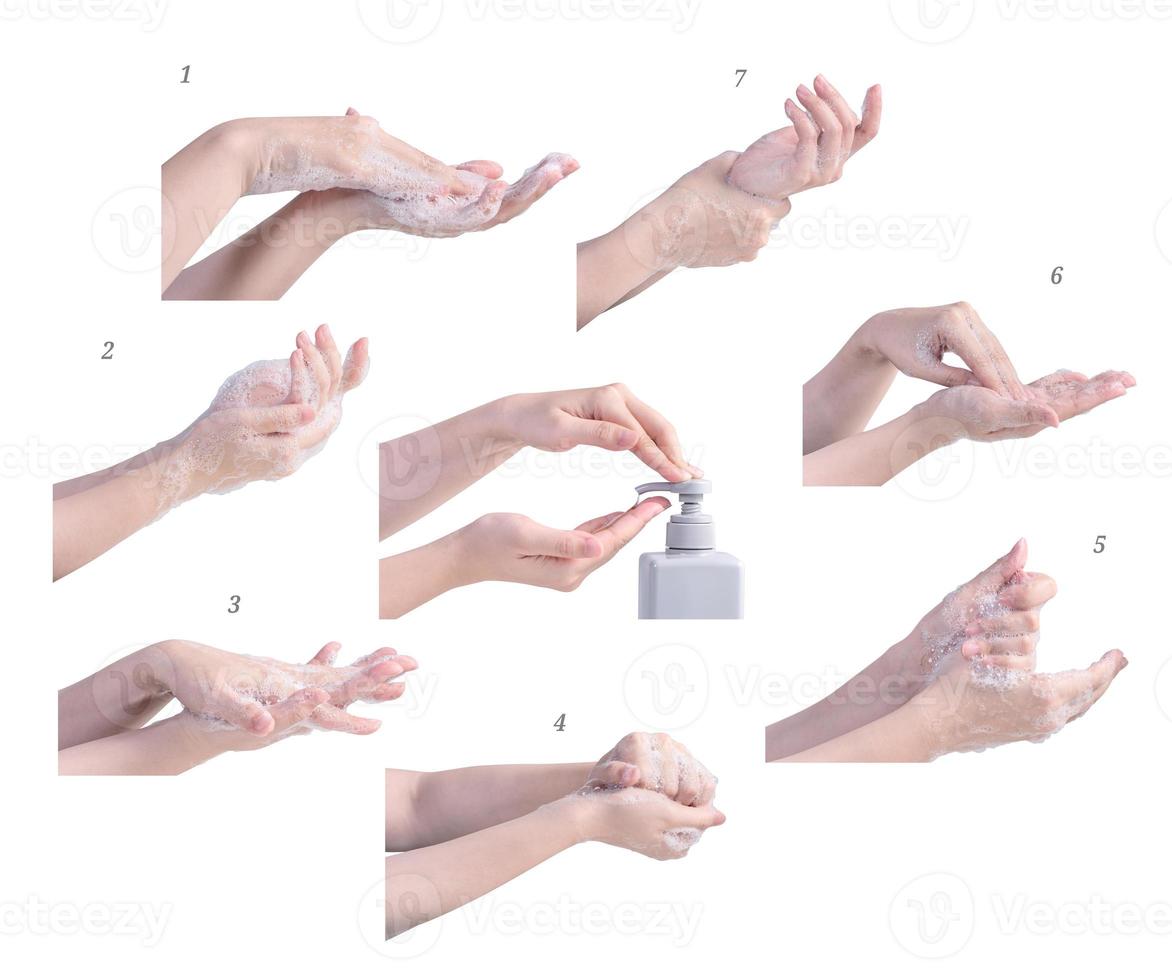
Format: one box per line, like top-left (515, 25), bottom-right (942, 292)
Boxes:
top-left (638, 550), bottom-right (744, 619)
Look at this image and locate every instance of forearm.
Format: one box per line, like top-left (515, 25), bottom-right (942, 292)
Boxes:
top-left (385, 799), bottom-right (585, 937)
top-left (53, 460), bottom-right (177, 579)
top-left (803, 321), bottom-right (898, 453)
top-left (58, 643), bottom-right (175, 749)
top-left (802, 406), bottom-right (958, 486)
top-left (379, 531), bottom-right (473, 618)
top-left (379, 400), bottom-right (520, 539)
top-left (163, 190), bottom-right (360, 300)
top-left (765, 643), bottom-right (918, 761)
top-left (386, 763), bottom-right (593, 850)
top-left (58, 715), bottom-right (220, 775)
top-left (161, 119), bottom-right (262, 292)
top-left (576, 207), bottom-right (677, 329)
top-left (777, 700), bottom-right (938, 763)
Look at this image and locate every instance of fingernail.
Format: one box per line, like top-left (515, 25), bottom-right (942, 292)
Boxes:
top-left (962, 639), bottom-right (981, 657)
top-left (300, 405), bottom-right (315, 422)
top-left (797, 84), bottom-right (812, 97)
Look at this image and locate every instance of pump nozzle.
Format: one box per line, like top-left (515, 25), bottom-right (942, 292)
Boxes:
top-left (634, 480), bottom-right (715, 550)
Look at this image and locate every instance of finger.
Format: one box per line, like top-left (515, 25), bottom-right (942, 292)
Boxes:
top-left (960, 538), bottom-right (1030, 599)
top-left (851, 83), bottom-right (882, 155)
top-left (812, 75), bottom-right (858, 162)
top-left (961, 632), bottom-right (1037, 661)
top-left (621, 388), bottom-right (697, 479)
top-left (212, 690), bottom-right (275, 736)
top-left (315, 324), bottom-right (343, 400)
top-left (1067, 650), bottom-right (1129, 722)
top-left (783, 99), bottom-right (819, 171)
top-left (1033, 370), bottom-right (1133, 422)
top-left (963, 307), bottom-right (1029, 399)
top-left (297, 330), bottom-right (331, 412)
top-left (287, 349), bottom-right (311, 405)
top-left (997, 572), bottom-right (1058, 611)
top-left (366, 681), bottom-right (408, 701)
top-left (583, 761), bottom-right (641, 791)
top-left (300, 325), bottom-right (332, 410)
top-left (343, 659), bottom-right (410, 702)
top-left (966, 607), bottom-right (1042, 637)
top-left (491, 154), bottom-right (578, 226)
top-left (795, 82), bottom-right (843, 167)
top-left (452, 159), bottom-right (504, 179)
top-left (592, 497), bottom-right (671, 559)
top-left (517, 521), bottom-right (605, 560)
top-left (340, 338), bottom-right (370, 393)
top-left (576, 511), bottom-right (625, 534)
top-left (239, 402), bottom-right (315, 434)
top-left (350, 647), bottom-right (401, 668)
top-left (267, 688), bottom-right (329, 733)
top-left (310, 703), bottom-right (381, 735)
top-left (308, 641), bottom-right (341, 666)
top-left (556, 413), bottom-right (642, 453)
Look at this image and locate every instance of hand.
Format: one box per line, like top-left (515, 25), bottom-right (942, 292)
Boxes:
top-left (883, 540), bottom-right (1057, 699)
top-left (158, 639), bottom-right (417, 750)
top-left (727, 75), bottom-right (881, 201)
top-left (632, 152), bottom-right (791, 270)
top-left (457, 497), bottom-right (670, 592)
top-left (911, 648), bottom-right (1128, 758)
top-left (919, 369), bottom-right (1134, 442)
top-left (582, 732), bottom-right (717, 806)
top-left (161, 325), bottom-right (368, 505)
top-left (857, 303), bottom-right (1029, 398)
top-left (250, 110), bottom-right (578, 238)
top-left (567, 787), bottom-right (726, 860)
top-left (498, 384), bottom-right (701, 482)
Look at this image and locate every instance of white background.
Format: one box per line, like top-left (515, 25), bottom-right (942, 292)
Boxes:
top-left (4, 0), bottom-right (1172, 975)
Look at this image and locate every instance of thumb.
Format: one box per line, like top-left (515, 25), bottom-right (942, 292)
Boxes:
top-left (962, 538), bottom-right (1028, 599)
top-left (672, 802), bottom-right (726, 830)
top-left (559, 415), bottom-right (641, 453)
top-left (918, 361), bottom-right (977, 388)
top-left (998, 399), bottom-right (1060, 430)
top-left (584, 762), bottom-right (641, 791)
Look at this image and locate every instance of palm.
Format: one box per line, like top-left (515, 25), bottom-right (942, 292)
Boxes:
top-left (728, 127), bottom-right (804, 199)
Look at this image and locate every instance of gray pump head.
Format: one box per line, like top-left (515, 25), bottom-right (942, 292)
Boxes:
top-left (634, 479), bottom-right (715, 550)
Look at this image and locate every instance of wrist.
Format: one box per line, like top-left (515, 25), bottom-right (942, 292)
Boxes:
top-left (899, 692), bottom-right (952, 762)
top-left (546, 792), bottom-right (600, 846)
top-left (478, 396), bottom-right (527, 453)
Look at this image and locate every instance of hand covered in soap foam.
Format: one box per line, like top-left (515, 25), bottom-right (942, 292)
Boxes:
top-left (727, 75), bottom-right (881, 201)
top-left (632, 152), bottom-right (791, 271)
top-left (911, 648), bottom-right (1127, 758)
top-left (164, 640), bottom-right (417, 751)
top-left (254, 109), bottom-right (578, 238)
top-left (919, 369), bottom-right (1134, 443)
top-left (456, 497), bottom-right (670, 593)
top-left (856, 303), bottom-right (1029, 397)
top-left (570, 786), bottom-right (726, 860)
top-left (498, 384), bottom-right (701, 483)
top-left (569, 732), bottom-right (723, 860)
top-left (162, 325), bottom-right (368, 505)
top-left (583, 732), bottom-right (717, 806)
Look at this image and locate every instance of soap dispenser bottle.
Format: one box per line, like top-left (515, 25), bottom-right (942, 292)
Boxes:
top-left (636, 480), bottom-right (744, 619)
